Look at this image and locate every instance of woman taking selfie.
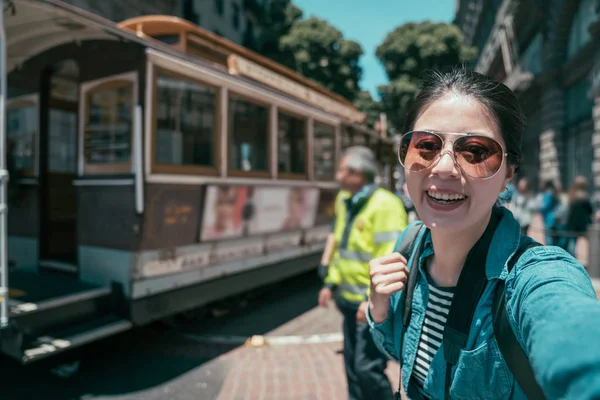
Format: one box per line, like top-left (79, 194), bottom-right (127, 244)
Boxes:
top-left (367, 68), bottom-right (600, 400)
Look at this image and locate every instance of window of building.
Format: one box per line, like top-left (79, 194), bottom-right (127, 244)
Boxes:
top-left (563, 79), bottom-right (594, 189)
top-left (520, 112), bottom-right (541, 191)
top-left (232, 3), bottom-right (240, 30)
top-left (154, 72), bottom-right (218, 173)
top-left (567, 0), bottom-right (596, 59)
top-left (215, 0), bottom-right (224, 16)
top-left (183, 0), bottom-right (200, 25)
top-left (278, 111), bottom-right (306, 176)
top-left (243, 20), bottom-right (256, 48)
top-left (228, 95), bottom-right (269, 173)
top-left (83, 80), bottom-right (133, 174)
top-left (313, 122), bottom-right (335, 180)
top-left (521, 32), bottom-right (542, 75)
top-left (7, 97), bottom-right (37, 177)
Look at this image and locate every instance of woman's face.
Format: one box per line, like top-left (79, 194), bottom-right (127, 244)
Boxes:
top-left (406, 94), bottom-right (514, 233)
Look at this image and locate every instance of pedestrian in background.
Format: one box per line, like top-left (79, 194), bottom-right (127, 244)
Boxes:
top-left (318, 145), bottom-right (407, 400)
top-left (398, 182), bottom-right (418, 223)
top-left (510, 177), bottom-right (537, 235)
top-left (561, 176), bottom-right (593, 257)
top-left (538, 180), bottom-right (560, 245)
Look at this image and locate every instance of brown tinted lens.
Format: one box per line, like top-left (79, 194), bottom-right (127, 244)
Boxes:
top-left (399, 131), bottom-right (443, 172)
top-left (454, 135), bottom-right (503, 178)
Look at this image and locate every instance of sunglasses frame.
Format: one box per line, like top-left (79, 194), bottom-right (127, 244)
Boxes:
top-left (397, 130), bottom-right (509, 181)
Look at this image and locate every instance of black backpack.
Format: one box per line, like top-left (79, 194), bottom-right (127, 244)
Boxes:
top-left (393, 222), bottom-right (545, 400)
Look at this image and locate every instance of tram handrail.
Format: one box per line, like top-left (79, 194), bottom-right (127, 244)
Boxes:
top-left (0, 0), bottom-right (9, 329)
top-left (134, 105), bottom-right (144, 214)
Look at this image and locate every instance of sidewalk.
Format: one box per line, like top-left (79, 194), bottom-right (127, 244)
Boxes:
top-left (215, 305), bottom-right (400, 400)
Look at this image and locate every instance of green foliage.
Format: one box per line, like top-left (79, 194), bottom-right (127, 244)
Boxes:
top-left (280, 17), bottom-right (364, 101)
top-left (251, 2), bottom-right (364, 102)
top-left (376, 21), bottom-right (477, 131)
top-left (250, 0), bottom-right (303, 69)
top-left (353, 90), bottom-right (382, 129)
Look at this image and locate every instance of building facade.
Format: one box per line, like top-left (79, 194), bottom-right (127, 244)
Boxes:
top-left (61, 0), bottom-right (269, 46)
top-left (455, 0), bottom-right (600, 195)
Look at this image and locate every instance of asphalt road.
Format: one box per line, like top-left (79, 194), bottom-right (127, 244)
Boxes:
top-left (0, 270), bottom-right (323, 400)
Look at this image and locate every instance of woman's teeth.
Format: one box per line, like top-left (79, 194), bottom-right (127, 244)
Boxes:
top-left (427, 190), bottom-right (467, 203)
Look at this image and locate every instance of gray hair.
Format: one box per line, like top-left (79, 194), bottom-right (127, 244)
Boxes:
top-left (342, 146), bottom-right (379, 183)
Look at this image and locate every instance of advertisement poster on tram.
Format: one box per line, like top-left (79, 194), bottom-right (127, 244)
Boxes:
top-left (200, 185), bottom-right (320, 241)
top-left (314, 188), bottom-right (338, 226)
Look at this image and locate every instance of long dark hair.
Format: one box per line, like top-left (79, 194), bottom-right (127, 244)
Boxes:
top-left (402, 67), bottom-right (525, 168)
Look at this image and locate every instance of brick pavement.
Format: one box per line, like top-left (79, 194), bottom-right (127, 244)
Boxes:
top-left (213, 305), bottom-right (401, 400)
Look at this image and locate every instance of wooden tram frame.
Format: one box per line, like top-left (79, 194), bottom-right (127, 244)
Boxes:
top-left (0, 0), bottom-right (398, 364)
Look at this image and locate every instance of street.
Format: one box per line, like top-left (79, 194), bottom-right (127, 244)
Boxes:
top-left (0, 270), bottom-right (394, 400)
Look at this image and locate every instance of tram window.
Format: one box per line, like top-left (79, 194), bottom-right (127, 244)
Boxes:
top-left (155, 73), bottom-right (217, 170)
top-left (228, 95), bottom-right (269, 173)
top-left (313, 122), bottom-right (335, 180)
top-left (352, 133), bottom-right (367, 145)
top-left (83, 81), bottom-right (133, 173)
top-left (7, 99), bottom-right (37, 177)
top-left (341, 127), bottom-right (352, 150)
top-left (49, 109), bottom-right (77, 173)
top-left (278, 111), bottom-right (306, 175)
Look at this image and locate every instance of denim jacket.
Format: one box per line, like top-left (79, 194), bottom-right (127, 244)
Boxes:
top-left (367, 207), bottom-right (600, 399)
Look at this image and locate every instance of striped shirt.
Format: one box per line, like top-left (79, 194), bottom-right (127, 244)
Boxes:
top-left (412, 283), bottom-right (455, 387)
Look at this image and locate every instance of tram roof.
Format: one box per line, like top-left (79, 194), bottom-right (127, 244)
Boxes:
top-left (6, 0), bottom-right (391, 142)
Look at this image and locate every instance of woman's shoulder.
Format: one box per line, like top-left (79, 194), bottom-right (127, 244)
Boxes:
top-left (513, 243), bottom-right (581, 270)
top-left (508, 243), bottom-right (594, 295)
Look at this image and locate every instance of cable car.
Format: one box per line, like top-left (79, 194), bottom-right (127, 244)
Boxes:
top-left (0, 0), bottom-right (397, 364)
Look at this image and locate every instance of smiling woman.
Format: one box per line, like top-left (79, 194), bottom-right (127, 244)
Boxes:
top-left (367, 67), bottom-right (600, 400)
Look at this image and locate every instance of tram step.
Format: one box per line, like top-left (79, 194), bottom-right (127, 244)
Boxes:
top-left (18, 314), bottom-right (132, 364)
top-left (8, 286), bottom-right (116, 336)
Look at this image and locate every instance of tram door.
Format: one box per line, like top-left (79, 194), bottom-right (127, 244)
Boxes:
top-left (39, 61), bottom-right (79, 273)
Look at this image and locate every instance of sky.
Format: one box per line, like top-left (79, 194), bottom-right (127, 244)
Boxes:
top-left (292, 0), bottom-right (456, 99)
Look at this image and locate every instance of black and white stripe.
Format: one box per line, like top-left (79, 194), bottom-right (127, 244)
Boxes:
top-left (412, 284), bottom-right (455, 387)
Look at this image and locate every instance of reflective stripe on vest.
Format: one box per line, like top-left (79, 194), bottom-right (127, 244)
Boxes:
top-left (339, 249), bottom-right (372, 262)
top-left (374, 231), bottom-right (401, 244)
top-left (339, 281), bottom-right (368, 297)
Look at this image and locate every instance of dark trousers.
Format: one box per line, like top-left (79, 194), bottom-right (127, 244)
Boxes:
top-left (339, 302), bottom-right (394, 400)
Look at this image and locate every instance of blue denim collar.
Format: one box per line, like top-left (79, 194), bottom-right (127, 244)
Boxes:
top-left (417, 206), bottom-right (521, 280)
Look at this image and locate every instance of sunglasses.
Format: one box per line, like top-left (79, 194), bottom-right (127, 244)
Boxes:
top-left (398, 131), bottom-right (507, 180)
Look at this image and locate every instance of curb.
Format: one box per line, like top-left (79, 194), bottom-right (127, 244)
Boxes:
top-left (182, 332), bottom-right (344, 348)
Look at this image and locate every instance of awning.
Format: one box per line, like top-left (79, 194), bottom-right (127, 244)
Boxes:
top-left (5, 0), bottom-right (151, 72)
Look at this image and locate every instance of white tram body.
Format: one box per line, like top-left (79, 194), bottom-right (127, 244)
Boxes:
top-left (0, 0), bottom-right (397, 363)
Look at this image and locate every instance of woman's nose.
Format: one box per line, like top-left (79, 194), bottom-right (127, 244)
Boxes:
top-left (431, 150), bottom-right (460, 178)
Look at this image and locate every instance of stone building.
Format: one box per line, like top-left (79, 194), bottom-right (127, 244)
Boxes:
top-left (60, 0), bottom-right (269, 46)
top-left (454, 0), bottom-right (600, 194)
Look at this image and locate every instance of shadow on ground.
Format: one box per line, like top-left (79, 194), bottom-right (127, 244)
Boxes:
top-left (0, 270), bottom-right (322, 400)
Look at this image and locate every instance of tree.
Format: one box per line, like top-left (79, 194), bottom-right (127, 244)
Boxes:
top-left (279, 17), bottom-right (364, 101)
top-left (353, 90), bottom-right (382, 129)
top-left (376, 21), bottom-right (476, 131)
top-left (250, 0), bottom-right (303, 69)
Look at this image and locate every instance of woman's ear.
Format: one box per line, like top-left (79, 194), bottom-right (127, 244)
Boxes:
top-left (503, 165), bottom-right (516, 188)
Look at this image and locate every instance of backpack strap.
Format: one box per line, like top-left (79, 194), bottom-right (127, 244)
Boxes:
top-left (392, 222), bottom-right (426, 400)
top-left (442, 211), bottom-right (500, 400)
top-left (393, 222), bottom-right (426, 328)
top-left (493, 240), bottom-right (545, 400)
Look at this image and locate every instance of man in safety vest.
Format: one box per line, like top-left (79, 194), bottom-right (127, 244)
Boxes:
top-left (318, 146), bottom-right (407, 400)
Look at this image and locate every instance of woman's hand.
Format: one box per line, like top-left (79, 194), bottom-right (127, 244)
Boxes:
top-left (369, 253), bottom-right (409, 323)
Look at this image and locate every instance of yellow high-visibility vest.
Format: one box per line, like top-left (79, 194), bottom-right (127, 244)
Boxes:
top-left (325, 186), bottom-right (408, 303)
